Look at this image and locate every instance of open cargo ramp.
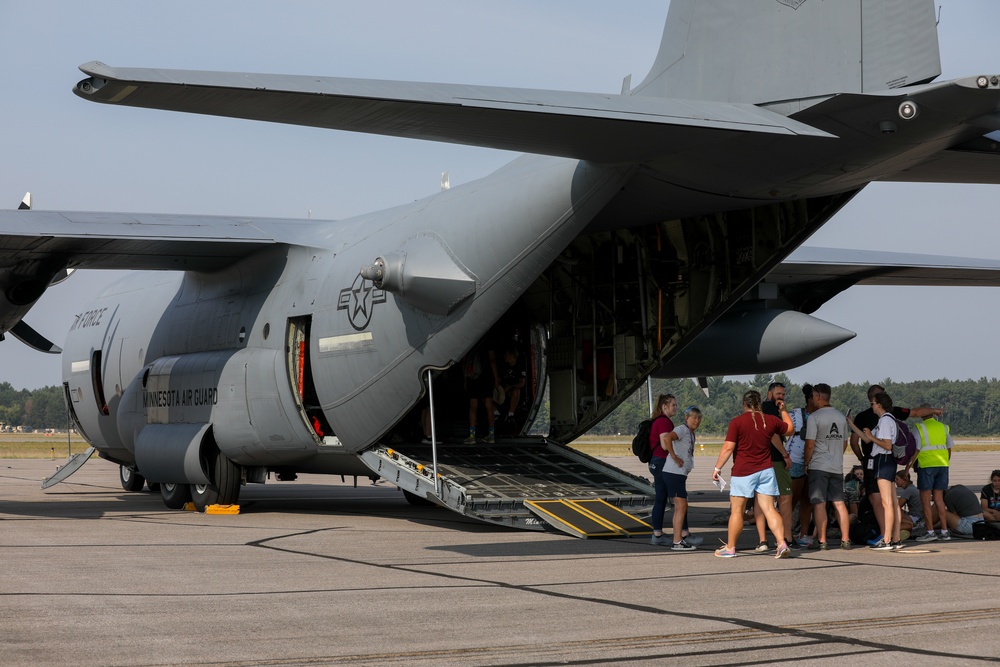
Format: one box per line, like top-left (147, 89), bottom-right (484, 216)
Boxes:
top-left (358, 441), bottom-right (654, 537)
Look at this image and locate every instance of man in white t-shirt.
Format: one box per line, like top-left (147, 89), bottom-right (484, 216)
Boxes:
top-left (804, 383), bottom-right (851, 550)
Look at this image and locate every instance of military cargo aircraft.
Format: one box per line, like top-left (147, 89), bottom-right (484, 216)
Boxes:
top-left (2, 0), bottom-right (1000, 537)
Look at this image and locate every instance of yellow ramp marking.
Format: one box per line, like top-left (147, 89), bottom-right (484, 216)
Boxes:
top-left (567, 499), bottom-right (652, 536)
top-left (524, 500), bottom-right (622, 538)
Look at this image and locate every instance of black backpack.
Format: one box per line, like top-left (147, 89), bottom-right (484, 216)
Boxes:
top-left (632, 416), bottom-right (662, 463)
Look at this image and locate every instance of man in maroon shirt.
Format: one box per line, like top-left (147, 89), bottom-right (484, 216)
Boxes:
top-left (712, 390), bottom-right (794, 558)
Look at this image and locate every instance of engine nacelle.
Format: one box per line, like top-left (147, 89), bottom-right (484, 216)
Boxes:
top-left (656, 309), bottom-right (856, 378)
top-left (116, 349), bottom-right (317, 483)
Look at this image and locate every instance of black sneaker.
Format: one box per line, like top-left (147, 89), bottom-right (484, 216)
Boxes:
top-left (870, 540), bottom-right (893, 551)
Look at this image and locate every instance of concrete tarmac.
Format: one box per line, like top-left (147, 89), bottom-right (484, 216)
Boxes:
top-left (2, 452), bottom-right (1000, 666)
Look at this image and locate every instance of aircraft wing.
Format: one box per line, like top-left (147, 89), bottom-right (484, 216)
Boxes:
top-left (73, 61), bottom-right (833, 164)
top-left (770, 246), bottom-right (1000, 313)
top-left (0, 210), bottom-right (321, 271)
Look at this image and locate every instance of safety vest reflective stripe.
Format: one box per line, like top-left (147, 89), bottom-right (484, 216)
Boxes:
top-left (915, 420), bottom-right (950, 467)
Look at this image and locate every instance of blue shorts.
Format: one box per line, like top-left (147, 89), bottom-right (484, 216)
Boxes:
top-left (957, 515), bottom-right (985, 535)
top-left (730, 467), bottom-right (779, 498)
top-left (871, 454), bottom-right (897, 482)
top-left (663, 472), bottom-right (688, 499)
top-left (917, 466), bottom-right (949, 491)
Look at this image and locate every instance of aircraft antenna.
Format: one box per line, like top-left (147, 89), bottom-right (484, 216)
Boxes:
top-left (441, 172), bottom-right (450, 191)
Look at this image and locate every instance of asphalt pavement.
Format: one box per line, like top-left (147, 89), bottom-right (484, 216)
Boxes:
top-left (1, 451), bottom-right (999, 666)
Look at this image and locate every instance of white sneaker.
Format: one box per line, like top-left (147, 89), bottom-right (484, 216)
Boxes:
top-left (671, 540), bottom-right (696, 551)
top-left (915, 532), bottom-right (938, 542)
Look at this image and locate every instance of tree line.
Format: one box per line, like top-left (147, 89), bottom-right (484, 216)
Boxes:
top-left (6, 375), bottom-right (1000, 436)
top-left (0, 383), bottom-right (68, 430)
top-left (572, 374), bottom-right (1000, 437)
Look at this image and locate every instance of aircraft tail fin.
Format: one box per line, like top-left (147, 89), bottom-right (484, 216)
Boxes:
top-left (632, 0), bottom-right (941, 104)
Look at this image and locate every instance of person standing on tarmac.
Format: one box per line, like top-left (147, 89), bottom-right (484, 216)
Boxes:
top-left (908, 404), bottom-right (955, 542)
top-left (660, 406), bottom-right (705, 550)
top-left (757, 382), bottom-right (796, 551)
top-left (712, 390), bottom-right (794, 559)
top-left (648, 394), bottom-right (678, 547)
top-left (848, 392), bottom-right (903, 550)
top-left (803, 383), bottom-right (852, 550)
top-left (849, 384), bottom-right (941, 543)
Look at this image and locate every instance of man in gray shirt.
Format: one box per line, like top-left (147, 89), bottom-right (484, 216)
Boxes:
top-left (805, 383), bottom-right (851, 550)
top-left (944, 485), bottom-right (986, 536)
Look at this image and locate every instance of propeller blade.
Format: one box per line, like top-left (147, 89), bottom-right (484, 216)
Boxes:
top-left (9, 320), bottom-right (62, 354)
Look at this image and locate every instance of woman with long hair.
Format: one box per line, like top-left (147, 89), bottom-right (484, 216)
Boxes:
top-left (648, 394), bottom-right (678, 546)
top-left (847, 392), bottom-right (902, 550)
top-left (712, 390), bottom-right (794, 558)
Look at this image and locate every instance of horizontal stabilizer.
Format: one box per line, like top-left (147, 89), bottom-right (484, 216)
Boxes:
top-left (74, 61), bottom-right (833, 164)
top-left (776, 247), bottom-right (1000, 287)
top-left (880, 136), bottom-right (1000, 184)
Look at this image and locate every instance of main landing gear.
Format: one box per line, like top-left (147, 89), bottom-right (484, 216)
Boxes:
top-left (150, 450), bottom-right (243, 512)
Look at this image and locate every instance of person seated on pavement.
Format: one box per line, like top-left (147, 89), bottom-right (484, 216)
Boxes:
top-left (943, 485), bottom-right (986, 537)
top-left (844, 465), bottom-right (865, 524)
top-left (982, 469), bottom-right (1000, 523)
top-left (895, 470), bottom-right (924, 528)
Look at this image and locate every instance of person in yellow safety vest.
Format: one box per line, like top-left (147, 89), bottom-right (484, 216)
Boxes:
top-left (906, 403), bottom-right (955, 542)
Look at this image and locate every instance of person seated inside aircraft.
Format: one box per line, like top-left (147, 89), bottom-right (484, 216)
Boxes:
top-left (462, 340), bottom-right (500, 445)
top-left (982, 470), bottom-right (1000, 522)
top-left (495, 346), bottom-right (526, 425)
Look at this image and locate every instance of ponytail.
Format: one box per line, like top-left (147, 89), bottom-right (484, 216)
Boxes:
top-left (743, 390), bottom-right (764, 430)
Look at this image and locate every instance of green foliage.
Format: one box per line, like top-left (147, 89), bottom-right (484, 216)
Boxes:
top-left (582, 376), bottom-right (1000, 437)
top-left (0, 383), bottom-right (66, 429)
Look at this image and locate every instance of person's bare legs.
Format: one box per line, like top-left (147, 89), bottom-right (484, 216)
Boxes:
top-left (756, 492), bottom-right (786, 548)
top-left (877, 478), bottom-right (900, 542)
top-left (672, 497), bottom-right (688, 543)
top-left (793, 475), bottom-right (812, 539)
top-left (833, 500), bottom-right (850, 542)
top-left (870, 490), bottom-right (886, 538)
top-left (779, 493), bottom-right (793, 544)
top-left (726, 496), bottom-right (750, 550)
top-left (753, 501), bottom-right (768, 544)
top-left (813, 501), bottom-right (828, 543)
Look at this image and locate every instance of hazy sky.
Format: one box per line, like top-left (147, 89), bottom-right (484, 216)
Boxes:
top-left (1, 1), bottom-right (999, 392)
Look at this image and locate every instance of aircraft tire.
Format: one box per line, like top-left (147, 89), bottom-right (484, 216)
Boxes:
top-left (160, 482), bottom-right (191, 509)
top-left (119, 465), bottom-right (145, 492)
top-left (190, 450), bottom-right (241, 512)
